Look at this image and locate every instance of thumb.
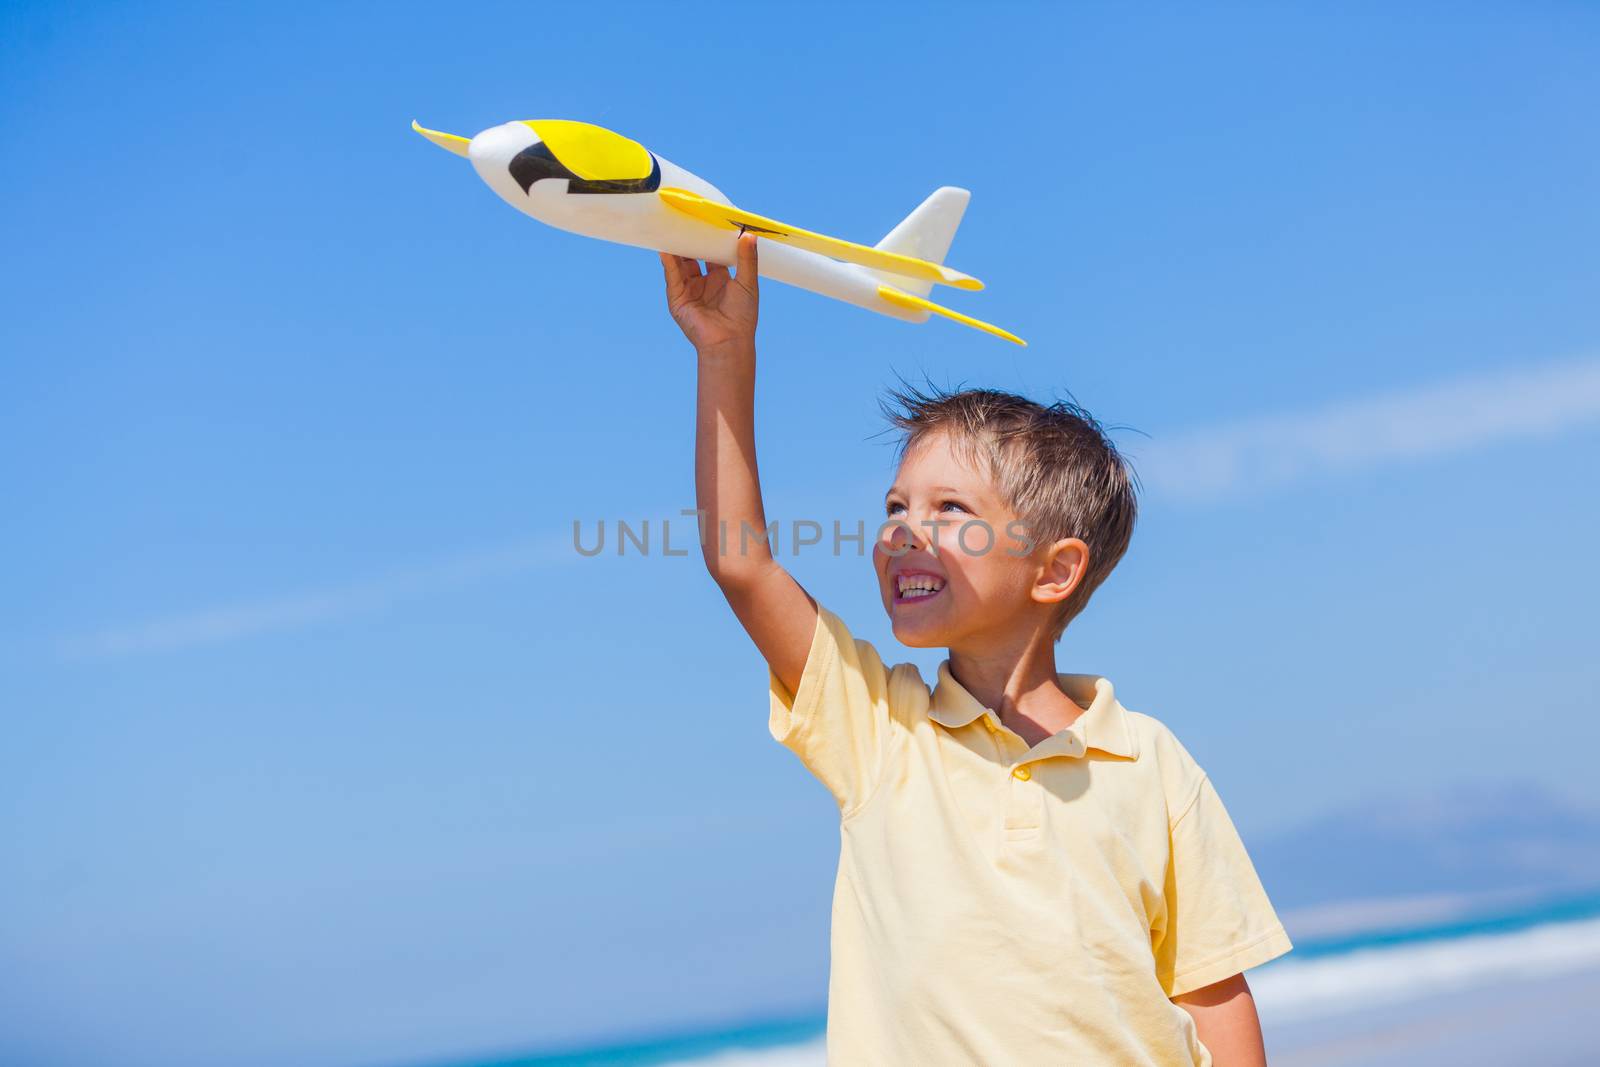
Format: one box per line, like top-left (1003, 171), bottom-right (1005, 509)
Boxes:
top-left (734, 232), bottom-right (759, 296)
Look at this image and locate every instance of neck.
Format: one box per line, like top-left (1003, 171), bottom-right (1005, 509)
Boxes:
top-left (947, 627), bottom-right (1084, 746)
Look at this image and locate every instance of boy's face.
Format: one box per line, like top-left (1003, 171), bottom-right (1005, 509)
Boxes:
top-left (873, 429), bottom-right (1058, 650)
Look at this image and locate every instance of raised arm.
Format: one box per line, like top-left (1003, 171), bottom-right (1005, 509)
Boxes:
top-left (660, 234), bottom-right (818, 697)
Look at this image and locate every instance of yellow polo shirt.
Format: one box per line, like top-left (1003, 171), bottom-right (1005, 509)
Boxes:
top-left (768, 603), bottom-right (1293, 1066)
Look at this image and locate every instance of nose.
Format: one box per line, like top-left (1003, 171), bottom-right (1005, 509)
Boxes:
top-left (879, 517), bottom-right (924, 557)
top-left (467, 121), bottom-right (537, 172)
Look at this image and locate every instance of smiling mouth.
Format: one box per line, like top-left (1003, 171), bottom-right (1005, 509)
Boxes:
top-left (895, 573), bottom-right (946, 603)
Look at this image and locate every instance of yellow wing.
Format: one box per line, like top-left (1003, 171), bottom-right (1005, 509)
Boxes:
top-left (878, 286), bottom-right (1026, 346)
top-left (659, 187), bottom-right (983, 291)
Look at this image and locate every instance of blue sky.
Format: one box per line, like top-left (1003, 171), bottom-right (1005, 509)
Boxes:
top-left (2, 2), bottom-right (1598, 1065)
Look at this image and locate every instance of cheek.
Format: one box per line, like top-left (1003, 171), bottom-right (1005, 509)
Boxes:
top-left (871, 544), bottom-right (897, 597)
top-left (947, 552), bottom-right (1028, 604)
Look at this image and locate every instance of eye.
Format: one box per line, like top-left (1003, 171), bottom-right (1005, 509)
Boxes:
top-left (940, 499), bottom-right (970, 514)
top-left (885, 500), bottom-right (906, 517)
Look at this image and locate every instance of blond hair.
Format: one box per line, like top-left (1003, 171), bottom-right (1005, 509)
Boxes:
top-left (878, 382), bottom-right (1139, 639)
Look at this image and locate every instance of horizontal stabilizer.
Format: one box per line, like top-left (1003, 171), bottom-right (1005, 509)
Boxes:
top-left (659, 188), bottom-right (983, 291)
top-left (878, 286), bottom-right (1025, 346)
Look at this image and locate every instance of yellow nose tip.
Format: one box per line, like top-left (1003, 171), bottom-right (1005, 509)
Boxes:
top-left (412, 120), bottom-right (471, 158)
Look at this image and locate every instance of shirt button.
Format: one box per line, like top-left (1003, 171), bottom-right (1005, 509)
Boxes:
top-left (1012, 766), bottom-right (1031, 781)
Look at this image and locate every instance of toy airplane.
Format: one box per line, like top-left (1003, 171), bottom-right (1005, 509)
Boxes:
top-left (413, 118), bottom-right (1024, 345)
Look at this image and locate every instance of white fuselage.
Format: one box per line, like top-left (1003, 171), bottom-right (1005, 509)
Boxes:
top-left (465, 122), bottom-right (924, 324)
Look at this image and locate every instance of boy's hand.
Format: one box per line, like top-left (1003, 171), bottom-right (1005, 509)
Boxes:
top-left (660, 232), bottom-right (759, 355)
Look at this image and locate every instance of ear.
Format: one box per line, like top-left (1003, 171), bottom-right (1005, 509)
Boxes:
top-left (1031, 537), bottom-right (1090, 606)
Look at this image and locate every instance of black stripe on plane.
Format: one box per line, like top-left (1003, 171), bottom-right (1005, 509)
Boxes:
top-left (509, 143), bottom-right (662, 195)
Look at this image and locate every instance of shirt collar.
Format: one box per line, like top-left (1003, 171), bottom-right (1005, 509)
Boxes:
top-left (928, 661), bottom-right (1140, 760)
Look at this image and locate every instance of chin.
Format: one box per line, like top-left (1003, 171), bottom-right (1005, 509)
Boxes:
top-left (887, 613), bottom-right (952, 649)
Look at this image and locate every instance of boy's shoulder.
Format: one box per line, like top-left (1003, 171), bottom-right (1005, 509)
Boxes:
top-left (1120, 702), bottom-right (1215, 828)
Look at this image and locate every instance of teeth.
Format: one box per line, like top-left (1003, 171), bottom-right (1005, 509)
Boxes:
top-left (896, 574), bottom-right (945, 598)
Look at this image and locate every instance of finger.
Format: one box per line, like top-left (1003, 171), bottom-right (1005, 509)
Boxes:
top-left (659, 252), bottom-right (685, 301)
top-left (703, 260), bottom-right (731, 285)
top-left (733, 232), bottom-right (759, 296)
top-left (674, 255), bottom-right (705, 279)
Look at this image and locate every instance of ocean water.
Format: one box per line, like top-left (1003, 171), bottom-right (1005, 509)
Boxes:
top-left (436, 888), bottom-right (1600, 1067)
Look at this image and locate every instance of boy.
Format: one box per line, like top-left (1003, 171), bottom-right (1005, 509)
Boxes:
top-left (661, 234), bottom-right (1293, 1066)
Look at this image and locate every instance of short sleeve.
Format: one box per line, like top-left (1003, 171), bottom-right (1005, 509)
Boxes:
top-left (1153, 774), bottom-right (1294, 998)
top-left (768, 603), bottom-right (896, 817)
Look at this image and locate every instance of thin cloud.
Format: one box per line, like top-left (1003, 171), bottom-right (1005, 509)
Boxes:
top-left (1134, 355), bottom-right (1600, 498)
top-left (59, 537), bottom-right (575, 660)
top-left (59, 356), bottom-right (1600, 658)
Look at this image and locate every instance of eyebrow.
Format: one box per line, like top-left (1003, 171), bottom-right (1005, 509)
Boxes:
top-left (884, 485), bottom-right (973, 500)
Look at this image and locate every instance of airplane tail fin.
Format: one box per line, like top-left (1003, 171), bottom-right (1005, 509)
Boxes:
top-left (870, 187), bottom-right (971, 298)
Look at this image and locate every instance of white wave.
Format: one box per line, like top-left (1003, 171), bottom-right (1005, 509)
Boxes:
top-left (655, 917), bottom-right (1600, 1065)
top-left (661, 1037), bottom-right (825, 1067)
top-left (1250, 914), bottom-right (1600, 1023)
